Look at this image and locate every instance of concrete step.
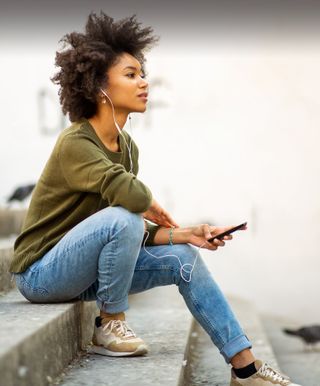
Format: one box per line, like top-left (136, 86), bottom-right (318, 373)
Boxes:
top-left (0, 238), bottom-right (16, 293)
top-left (54, 286), bottom-right (192, 386)
top-left (0, 288), bottom-right (98, 386)
top-left (181, 296), bottom-right (279, 386)
top-left (262, 313), bottom-right (320, 386)
top-left (0, 208), bottom-right (26, 236)
top-left (0, 206), bottom-right (25, 293)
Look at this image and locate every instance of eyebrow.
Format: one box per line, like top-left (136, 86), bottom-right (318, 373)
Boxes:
top-left (123, 65), bottom-right (142, 72)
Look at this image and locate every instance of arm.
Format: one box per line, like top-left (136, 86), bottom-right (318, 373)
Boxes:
top-left (152, 226), bottom-right (192, 245)
top-left (143, 221), bottom-right (192, 246)
top-left (58, 135), bottom-right (152, 213)
top-left (144, 223), bottom-right (247, 251)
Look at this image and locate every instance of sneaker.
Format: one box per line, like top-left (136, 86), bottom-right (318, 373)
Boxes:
top-left (230, 360), bottom-right (302, 386)
top-left (91, 316), bottom-right (148, 357)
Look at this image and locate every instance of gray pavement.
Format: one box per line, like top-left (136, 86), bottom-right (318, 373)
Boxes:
top-left (262, 313), bottom-right (320, 386)
top-left (0, 289), bottom-right (97, 386)
top-left (184, 296), bottom-right (279, 386)
top-left (56, 286), bottom-right (192, 386)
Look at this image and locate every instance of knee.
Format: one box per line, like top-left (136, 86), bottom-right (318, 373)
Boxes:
top-left (170, 244), bottom-right (202, 283)
top-left (174, 244), bottom-right (200, 262)
top-left (104, 206), bottom-right (145, 241)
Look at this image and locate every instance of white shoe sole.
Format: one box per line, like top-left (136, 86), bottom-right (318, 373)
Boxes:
top-left (91, 344), bottom-right (148, 357)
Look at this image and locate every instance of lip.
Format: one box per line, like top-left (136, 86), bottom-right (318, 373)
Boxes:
top-left (138, 93), bottom-right (148, 100)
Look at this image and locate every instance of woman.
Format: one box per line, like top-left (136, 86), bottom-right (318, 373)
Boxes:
top-left (10, 12), bottom-right (300, 386)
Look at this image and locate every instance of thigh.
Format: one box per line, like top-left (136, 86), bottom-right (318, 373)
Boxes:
top-left (129, 243), bottom-right (201, 294)
top-left (16, 206), bottom-right (142, 302)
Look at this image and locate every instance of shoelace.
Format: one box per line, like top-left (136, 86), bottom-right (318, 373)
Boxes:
top-left (102, 319), bottom-right (136, 339)
top-left (258, 363), bottom-right (291, 385)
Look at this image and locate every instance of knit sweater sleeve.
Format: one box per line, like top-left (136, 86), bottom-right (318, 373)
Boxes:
top-left (58, 134), bottom-right (153, 213)
top-left (143, 220), bottom-right (162, 246)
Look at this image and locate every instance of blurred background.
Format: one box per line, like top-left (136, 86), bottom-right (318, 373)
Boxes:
top-left (1, 0), bottom-right (320, 324)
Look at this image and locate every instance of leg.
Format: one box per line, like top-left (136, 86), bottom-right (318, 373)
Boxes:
top-left (128, 243), bottom-right (253, 364)
top-left (15, 206), bottom-right (145, 313)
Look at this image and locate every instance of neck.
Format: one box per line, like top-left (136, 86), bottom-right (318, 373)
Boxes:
top-left (88, 106), bottom-right (128, 146)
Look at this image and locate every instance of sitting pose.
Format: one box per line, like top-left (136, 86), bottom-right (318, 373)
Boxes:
top-left (10, 12), bottom-right (301, 386)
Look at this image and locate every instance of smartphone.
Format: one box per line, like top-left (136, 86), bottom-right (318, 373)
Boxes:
top-left (207, 222), bottom-right (247, 242)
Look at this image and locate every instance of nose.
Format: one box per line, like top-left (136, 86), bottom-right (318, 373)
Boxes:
top-left (139, 76), bottom-right (148, 89)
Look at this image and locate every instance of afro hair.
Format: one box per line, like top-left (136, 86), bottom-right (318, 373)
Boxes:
top-left (51, 12), bottom-right (159, 122)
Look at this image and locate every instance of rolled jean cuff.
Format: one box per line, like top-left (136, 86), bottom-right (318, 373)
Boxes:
top-left (96, 296), bottom-right (129, 314)
top-left (220, 334), bottom-right (252, 364)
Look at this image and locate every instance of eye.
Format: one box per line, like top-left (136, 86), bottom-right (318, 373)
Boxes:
top-left (126, 73), bottom-right (135, 78)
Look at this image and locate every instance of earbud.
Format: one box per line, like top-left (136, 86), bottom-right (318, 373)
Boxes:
top-left (100, 88), bottom-right (112, 103)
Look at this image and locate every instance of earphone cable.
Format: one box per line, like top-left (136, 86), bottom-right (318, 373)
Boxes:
top-left (142, 230), bottom-right (208, 283)
top-left (100, 88), bottom-right (203, 282)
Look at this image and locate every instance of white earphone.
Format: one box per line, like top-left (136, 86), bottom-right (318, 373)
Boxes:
top-left (100, 88), bottom-right (207, 282)
top-left (100, 88), bottom-right (134, 174)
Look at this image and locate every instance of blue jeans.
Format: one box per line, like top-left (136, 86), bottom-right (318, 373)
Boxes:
top-left (14, 206), bottom-right (252, 363)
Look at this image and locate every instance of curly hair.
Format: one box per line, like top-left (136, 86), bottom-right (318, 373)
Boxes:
top-left (51, 12), bottom-right (159, 122)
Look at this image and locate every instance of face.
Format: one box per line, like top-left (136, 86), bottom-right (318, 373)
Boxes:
top-left (102, 52), bottom-right (149, 114)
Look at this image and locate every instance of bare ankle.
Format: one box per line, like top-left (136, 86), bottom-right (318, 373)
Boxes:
top-left (100, 310), bottom-right (125, 321)
top-left (230, 349), bottom-right (256, 369)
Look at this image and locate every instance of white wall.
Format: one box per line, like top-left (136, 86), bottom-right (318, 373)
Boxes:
top-left (1, 42), bottom-right (319, 323)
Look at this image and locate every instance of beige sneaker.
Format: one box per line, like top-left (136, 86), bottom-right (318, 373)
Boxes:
top-left (91, 316), bottom-right (148, 357)
top-left (230, 360), bottom-right (302, 386)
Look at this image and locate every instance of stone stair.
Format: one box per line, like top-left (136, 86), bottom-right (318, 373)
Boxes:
top-left (0, 209), bottom-right (97, 386)
top-left (55, 287), bottom-right (192, 386)
top-left (0, 237), bottom-right (15, 294)
top-left (181, 297), bottom-right (278, 386)
top-left (261, 313), bottom-right (319, 386)
top-left (0, 208), bottom-right (314, 386)
top-left (0, 289), bottom-right (97, 386)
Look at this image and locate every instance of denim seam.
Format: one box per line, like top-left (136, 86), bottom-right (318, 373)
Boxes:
top-left (98, 297), bottom-right (128, 306)
top-left (134, 265), bottom-right (172, 271)
top-left (219, 334), bottom-right (252, 363)
top-left (222, 333), bottom-right (249, 349)
top-left (188, 288), bottom-right (226, 348)
top-left (18, 272), bottom-right (49, 294)
top-left (103, 238), bottom-right (118, 300)
top-left (97, 296), bottom-right (129, 313)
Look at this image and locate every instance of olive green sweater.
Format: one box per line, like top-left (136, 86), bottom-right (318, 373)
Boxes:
top-left (10, 118), bottom-right (160, 273)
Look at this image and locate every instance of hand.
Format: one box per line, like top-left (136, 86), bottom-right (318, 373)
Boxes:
top-left (188, 223), bottom-right (247, 251)
top-left (142, 198), bottom-right (180, 228)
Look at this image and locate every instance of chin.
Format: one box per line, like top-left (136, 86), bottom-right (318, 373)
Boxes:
top-left (132, 105), bottom-right (147, 113)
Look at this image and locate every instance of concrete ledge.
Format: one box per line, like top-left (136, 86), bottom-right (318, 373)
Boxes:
top-left (56, 286), bottom-right (192, 386)
top-left (262, 313), bottom-right (318, 385)
top-left (0, 208), bottom-right (26, 236)
top-left (180, 296), bottom-right (279, 385)
top-left (0, 289), bottom-right (98, 386)
top-left (0, 244), bottom-right (15, 293)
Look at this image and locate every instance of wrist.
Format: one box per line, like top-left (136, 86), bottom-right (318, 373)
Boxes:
top-left (171, 226), bottom-right (193, 244)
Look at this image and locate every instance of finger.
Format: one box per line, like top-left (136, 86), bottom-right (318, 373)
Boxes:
top-left (203, 224), bottom-right (213, 240)
top-left (223, 235), bottom-right (233, 240)
top-left (214, 239), bottom-right (225, 247)
top-left (167, 220), bottom-right (180, 228)
top-left (166, 215), bottom-right (179, 228)
top-left (162, 213), bottom-right (180, 228)
top-left (204, 241), bottom-right (218, 250)
top-left (208, 225), bottom-right (217, 234)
